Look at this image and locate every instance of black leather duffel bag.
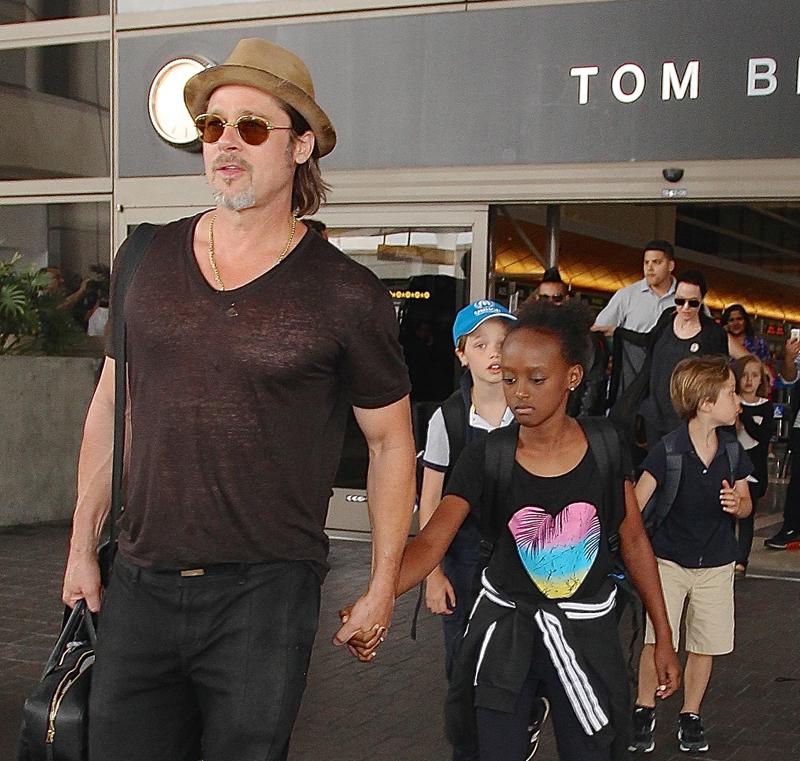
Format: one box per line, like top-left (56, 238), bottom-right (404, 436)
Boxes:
top-left (17, 600), bottom-right (96, 761)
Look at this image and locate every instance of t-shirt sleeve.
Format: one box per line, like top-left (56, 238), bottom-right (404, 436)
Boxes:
top-left (594, 289), bottom-right (624, 328)
top-left (443, 437), bottom-right (486, 514)
top-left (422, 407), bottom-right (449, 471)
top-left (640, 439), bottom-right (667, 485)
top-left (343, 283), bottom-right (411, 408)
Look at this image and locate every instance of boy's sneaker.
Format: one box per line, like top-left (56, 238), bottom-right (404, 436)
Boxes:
top-left (678, 712), bottom-right (709, 752)
top-left (525, 696), bottom-right (550, 760)
top-left (628, 705), bottom-right (656, 753)
top-left (764, 527), bottom-right (800, 550)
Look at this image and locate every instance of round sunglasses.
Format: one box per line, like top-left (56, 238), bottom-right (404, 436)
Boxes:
top-left (194, 113), bottom-right (292, 146)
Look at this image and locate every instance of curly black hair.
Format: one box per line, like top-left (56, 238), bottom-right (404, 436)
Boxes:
top-left (508, 299), bottom-right (594, 370)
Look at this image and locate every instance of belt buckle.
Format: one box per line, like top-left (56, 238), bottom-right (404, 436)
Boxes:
top-left (180, 568), bottom-right (205, 577)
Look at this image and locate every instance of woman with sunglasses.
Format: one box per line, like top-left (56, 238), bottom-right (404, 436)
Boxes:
top-left (612, 271), bottom-right (728, 452)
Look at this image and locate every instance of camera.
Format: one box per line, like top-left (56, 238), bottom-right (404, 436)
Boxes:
top-left (662, 167), bottom-right (684, 183)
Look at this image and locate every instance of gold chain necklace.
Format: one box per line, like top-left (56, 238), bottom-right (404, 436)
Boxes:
top-left (208, 213), bottom-right (298, 292)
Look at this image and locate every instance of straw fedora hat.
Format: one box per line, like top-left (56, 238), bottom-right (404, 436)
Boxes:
top-left (184, 38), bottom-right (336, 157)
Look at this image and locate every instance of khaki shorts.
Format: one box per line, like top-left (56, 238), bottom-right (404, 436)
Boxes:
top-left (644, 558), bottom-right (735, 655)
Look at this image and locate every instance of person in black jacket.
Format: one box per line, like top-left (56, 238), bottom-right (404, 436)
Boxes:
top-left (611, 270), bottom-right (728, 454)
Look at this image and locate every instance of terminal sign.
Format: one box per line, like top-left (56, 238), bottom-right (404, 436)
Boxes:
top-left (570, 57), bottom-right (800, 104)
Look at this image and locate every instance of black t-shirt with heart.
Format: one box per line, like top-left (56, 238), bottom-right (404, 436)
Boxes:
top-left (445, 436), bottom-right (621, 603)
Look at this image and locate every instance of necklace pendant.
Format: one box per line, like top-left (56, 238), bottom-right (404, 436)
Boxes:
top-left (226, 303), bottom-right (238, 318)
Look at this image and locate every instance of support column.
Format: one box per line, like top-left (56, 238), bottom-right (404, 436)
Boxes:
top-left (546, 204), bottom-right (561, 269)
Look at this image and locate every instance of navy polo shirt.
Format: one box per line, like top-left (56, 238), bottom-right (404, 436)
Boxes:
top-left (641, 424), bottom-right (752, 568)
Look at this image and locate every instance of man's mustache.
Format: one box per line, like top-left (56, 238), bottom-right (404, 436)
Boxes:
top-left (212, 155), bottom-right (253, 172)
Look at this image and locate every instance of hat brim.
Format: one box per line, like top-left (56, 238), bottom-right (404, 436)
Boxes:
top-left (184, 64), bottom-right (336, 157)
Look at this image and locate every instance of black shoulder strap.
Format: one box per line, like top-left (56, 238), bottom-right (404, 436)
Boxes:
top-left (480, 423), bottom-right (518, 563)
top-left (579, 417), bottom-right (625, 551)
top-left (642, 427), bottom-right (683, 533)
top-left (441, 389), bottom-right (468, 468)
top-left (109, 223), bottom-right (160, 559)
top-left (718, 429), bottom-right (741, 485)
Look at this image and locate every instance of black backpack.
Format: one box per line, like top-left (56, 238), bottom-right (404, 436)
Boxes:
top-left (641, 427), bottom-right (740, 537)
top-left (480, 417), bottom-right (627, 573)
top-left (413, 383), bottom-right (471, 507)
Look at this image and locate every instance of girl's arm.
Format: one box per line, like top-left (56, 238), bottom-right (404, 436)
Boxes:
top-left (397, 495), bottom-right (470, 596)
top-left (618, 480), bottom-right (681, 698)
top-left (341, 495), bottom-right (470, 661)
top-left (740, 405), bottom-right (773, 445)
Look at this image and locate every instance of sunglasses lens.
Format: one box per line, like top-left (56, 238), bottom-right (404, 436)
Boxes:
top-left (195, 115), bottom-right (225, 143)
top-left (236, 117), bottom-right (271, 146)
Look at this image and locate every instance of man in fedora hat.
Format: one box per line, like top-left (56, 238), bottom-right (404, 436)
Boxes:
top-left (62, 38), bottom-right (415, 761)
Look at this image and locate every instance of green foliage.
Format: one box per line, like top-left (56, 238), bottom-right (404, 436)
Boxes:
top-left (0, 255), bottom-right (81, 355)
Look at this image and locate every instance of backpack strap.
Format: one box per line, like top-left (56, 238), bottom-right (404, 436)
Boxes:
top-left (480, 423), bottom-right (519, 566)
top-left (578, 417), bottom-right (625, 552)
top-left (108, 223), bottom-right (160, 569)
top-left (719, 429), bottom-right (741, 485)
top-left (440, 389), bottom-right (469, 487)
top-left (642, 428), bottom-right (683, 535)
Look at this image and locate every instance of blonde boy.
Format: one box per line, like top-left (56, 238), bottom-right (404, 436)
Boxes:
top-left (630, 356), bottom-right (752, 754)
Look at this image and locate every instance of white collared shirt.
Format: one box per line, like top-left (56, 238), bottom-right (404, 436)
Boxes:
top-left (423, 404), bottom-right (515, 469)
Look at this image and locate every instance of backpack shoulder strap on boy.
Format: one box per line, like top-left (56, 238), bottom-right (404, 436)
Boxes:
top-left (641, 427), bottom-right (683, 535)
top-left (480, 422), bottom-right (519, 566)
top-left (440, 388), bottom-right (469, 483)
top-left (719, 428), bottom-right (741, 484)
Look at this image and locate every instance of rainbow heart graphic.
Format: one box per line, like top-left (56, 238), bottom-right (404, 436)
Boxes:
top-left (507, 502), bottom-right (601, 599)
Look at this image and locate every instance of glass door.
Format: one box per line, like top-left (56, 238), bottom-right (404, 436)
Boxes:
top-left (117, 203), bottom-right (489, 537)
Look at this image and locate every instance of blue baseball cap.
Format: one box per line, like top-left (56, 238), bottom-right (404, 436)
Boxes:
top-left (452, 300), bottom-right (517, 347)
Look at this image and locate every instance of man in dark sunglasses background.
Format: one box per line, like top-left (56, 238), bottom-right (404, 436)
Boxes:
top-left (61, 37), bottom-right (416, 761)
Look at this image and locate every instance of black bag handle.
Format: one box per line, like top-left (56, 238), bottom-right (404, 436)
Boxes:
top-left (43, 601), bottom-right (97, 678)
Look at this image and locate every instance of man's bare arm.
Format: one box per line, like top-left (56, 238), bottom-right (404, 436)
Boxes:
top-left (333, 396), bottom-right (415, 647)
top-left (62, 357), bottom-right (120, 612)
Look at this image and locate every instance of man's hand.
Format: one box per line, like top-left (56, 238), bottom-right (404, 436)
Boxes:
top-left (654, 640), bottom-right (681, 699)
top-left (333, 588), bottom-right (395, 661)
top-left (62, 549), bottom-right (102, 612)
top-left (425, 567), bottom-right (455, 615)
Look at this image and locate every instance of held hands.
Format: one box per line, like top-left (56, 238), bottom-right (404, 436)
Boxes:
top-left (425, 567), bottom-right (456, 616)
top-left (720, 480), bottom-right (742, 516)
top-left (337, 605), bottom-right (386, 662)
top-left (333, 588), bottom-right (394, 663)
top-left (653, 641), bottom-right (681, 700)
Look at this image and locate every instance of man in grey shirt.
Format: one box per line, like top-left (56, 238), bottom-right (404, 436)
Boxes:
top-left (593, 240), bottom-right (677, 405)
top-left (592, 240), bottom-right (677, 335)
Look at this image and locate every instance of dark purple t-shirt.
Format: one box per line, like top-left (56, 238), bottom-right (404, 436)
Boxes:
top-left (109, 214), bottom-right (410, 578)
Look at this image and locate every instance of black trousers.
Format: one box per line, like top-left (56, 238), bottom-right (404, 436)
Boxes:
top-left (782, 428), bottom-right (800, 531)
top-left (475, 629), bottom-right (611, 761)
top-left (89, 556), bottom-right (320, 761)
top-left (442, 521), bottom-right (482, 761)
